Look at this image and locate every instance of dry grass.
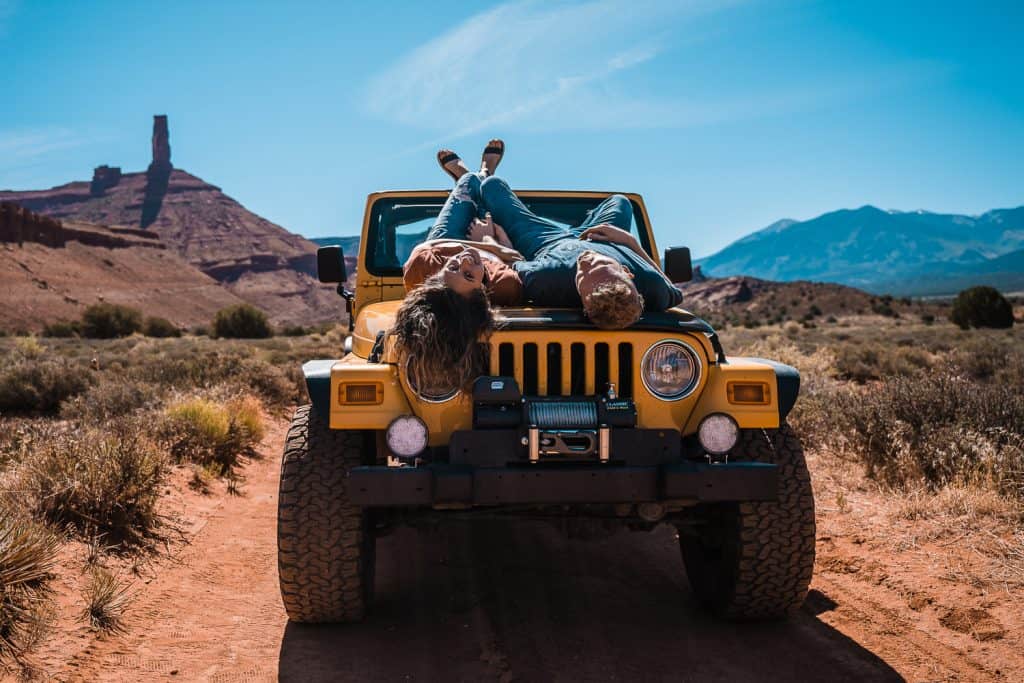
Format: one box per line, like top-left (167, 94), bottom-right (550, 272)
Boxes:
top-left (726, 320), bottom-right (1024, 510)
top-left (80, 567), bottom-right (132, 633)
top-left (0, 510), bottom-right (59, 671)
top-left (160, 395), bottom-right (265, 472)
top-left (19, 422), bottom-right (166, 545)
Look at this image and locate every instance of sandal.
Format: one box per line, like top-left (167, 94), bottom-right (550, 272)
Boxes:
top-left (481, 139), bottom-right (505, 176)
top-left (437, 149), bottom-right (463, 182)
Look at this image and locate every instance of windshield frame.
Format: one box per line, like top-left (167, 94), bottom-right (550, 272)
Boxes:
top-left (362, 191), bottom-right (654, 278)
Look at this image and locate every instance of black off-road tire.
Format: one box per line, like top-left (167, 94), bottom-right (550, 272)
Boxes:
top-left (277, 405), bottom-right (375, 623)
top-left (680, 424), bottom-right (815, 620)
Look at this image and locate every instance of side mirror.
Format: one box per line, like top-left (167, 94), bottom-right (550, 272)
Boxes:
top-left (317, 246), bottom-right (347, 283)
top-left (663, 246), bottom-right (692, 283)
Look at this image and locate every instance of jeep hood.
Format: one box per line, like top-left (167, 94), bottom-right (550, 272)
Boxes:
top-left (351, 301), bottom-right (714, 359)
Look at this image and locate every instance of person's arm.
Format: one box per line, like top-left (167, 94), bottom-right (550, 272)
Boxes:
top-left (579, 225), bottom-right (659, 269)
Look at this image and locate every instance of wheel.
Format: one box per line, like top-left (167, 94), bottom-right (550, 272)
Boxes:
top-left (277, 405), bottom-right (375, 623)
top-left (680, 424), bottom-right (815, 620)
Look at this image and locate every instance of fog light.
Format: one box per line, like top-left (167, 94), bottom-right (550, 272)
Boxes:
top-left (386, 415), bottom-right (428, 458)
top-left (698, 414), bottom-right (739, 455)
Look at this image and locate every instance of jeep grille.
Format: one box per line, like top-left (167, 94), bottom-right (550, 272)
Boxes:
top-left (489, 341), bottom-right (634, 398)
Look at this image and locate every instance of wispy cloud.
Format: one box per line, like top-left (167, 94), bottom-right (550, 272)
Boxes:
top-left (0, 128), bottom-right (90, 172)
top-left (364, 0), bottom-right (741, 143)
top-left (364, 0), bottom-right (946, 151)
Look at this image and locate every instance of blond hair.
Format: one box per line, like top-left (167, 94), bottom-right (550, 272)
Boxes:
top-left (583, 280), bottom-right (644, 329)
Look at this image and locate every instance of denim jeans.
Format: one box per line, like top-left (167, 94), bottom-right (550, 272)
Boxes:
top-left (426, 172), bottom-right (484, 241)
top-left (480, 176), bottom-right (633, 259)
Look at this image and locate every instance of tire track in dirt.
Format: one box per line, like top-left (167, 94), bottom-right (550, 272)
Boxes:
top-left (56, 418), bottom-right (1001, 681)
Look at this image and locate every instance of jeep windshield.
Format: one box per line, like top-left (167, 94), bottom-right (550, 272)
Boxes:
top-left (364, 194), bottom-right (651, 277)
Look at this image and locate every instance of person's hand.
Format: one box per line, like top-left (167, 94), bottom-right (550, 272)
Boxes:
top-left (580, 224), bottom-right (637, 248)
top-left (491, 221), bottom-right (512, 248)
top-left (469, 218), bottom-right (493, 242)
top-left (469, 213), bottom-right (506, 244)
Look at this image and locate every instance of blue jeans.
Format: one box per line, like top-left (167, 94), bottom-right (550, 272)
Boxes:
top-left (480, 176), bottom-right (633, 259)
top-left (426, 172), bottom-right (484, 241)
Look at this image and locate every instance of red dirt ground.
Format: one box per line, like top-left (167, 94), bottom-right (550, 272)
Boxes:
top-left (24, 419), bottom-right (1023, 682)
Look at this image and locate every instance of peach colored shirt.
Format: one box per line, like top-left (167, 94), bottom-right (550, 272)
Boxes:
top-left (403, 241), bottom-right (524, 306)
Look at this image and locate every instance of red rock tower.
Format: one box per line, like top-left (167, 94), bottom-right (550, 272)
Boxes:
top-left (141, 115), bottom-right (172, 228)
top-left (151, 114), bottom-right (171, 167)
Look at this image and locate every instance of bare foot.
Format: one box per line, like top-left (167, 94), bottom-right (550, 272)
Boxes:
top-left (438, 149), bottom-right (471, 183)
top-left (480, 139), bottom-right (504, 176)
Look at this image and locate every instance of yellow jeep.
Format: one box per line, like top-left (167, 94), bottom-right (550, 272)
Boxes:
top-left (278, 190), bottom-right (815, 623)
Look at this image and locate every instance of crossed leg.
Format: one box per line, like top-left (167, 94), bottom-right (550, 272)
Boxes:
top-left (426, 171), bottom-right (484, 241)
top-left (480, 176), bottom-right (573, 260)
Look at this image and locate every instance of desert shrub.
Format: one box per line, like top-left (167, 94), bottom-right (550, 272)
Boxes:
top-left (212, 304), bottom-right (272, 339)
top-left (0, 419), bottom-right (36, 469)
top-left (0, 358), bottom-right (94, 414)
top-left (126, 352), bottom-right (299, 407)
top-left (160, 395), bottom-right (264, 471)
top-left (42, 320), bottom-right (80, 338)
top-left (80, 303), bottom-right (143, 338)
top-left (950, 286), bottom-right (1014, 329)
top-left (142, 316), bottom-right (181, 338)
top-left (823, 373), bottom-right (1024, 500)
top-left (60, 380), bottom-right (157, 423)
top-left (833, 344), bottom-right (931, 382)
top-left (80, 567), bottom-right (131, 633)
top-left (921, 313), bottom-right (935, 325)
top-left (279, 324), bottom-right (308, 337)
top-left (191, 325), bottom-right (210, 337)
top-left (0, 510), bottom-right (58, 671)
top-left (871, 300), bottom-right (897, 317)
top-left (21, 423), bottom-right (166, 544)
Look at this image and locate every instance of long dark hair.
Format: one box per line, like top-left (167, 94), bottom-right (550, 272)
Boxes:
top-left (392, 275), bottom-right (493, 394)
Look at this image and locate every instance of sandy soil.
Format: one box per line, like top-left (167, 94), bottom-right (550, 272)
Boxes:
top-left (30, 420), bottom-right (1023, 682)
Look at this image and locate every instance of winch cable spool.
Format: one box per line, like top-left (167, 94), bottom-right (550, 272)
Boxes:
top-left (528, 401), bottom-right (597, 429)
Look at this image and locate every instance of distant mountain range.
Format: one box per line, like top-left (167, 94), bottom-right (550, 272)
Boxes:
top-left (697, 205), bottom-right (1024, 296)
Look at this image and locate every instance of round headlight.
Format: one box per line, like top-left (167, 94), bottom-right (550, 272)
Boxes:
top-left (405, 356), bottom-right (459, 403)
top-left (698, 413), bottom-right (739, 455)
top-left (641, 341), bottom-right (700, 400)
top-left (386, 415), bottom-right (428, 458)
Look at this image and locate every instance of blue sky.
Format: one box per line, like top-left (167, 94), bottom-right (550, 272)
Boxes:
top-left (1, 0), bottom-right (1022, 258)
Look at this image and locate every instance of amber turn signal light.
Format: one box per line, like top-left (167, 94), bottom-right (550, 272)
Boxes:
top-left (339, 382), bottom-right (383, 405)
top-left (727, 381), bottom-right (770, 405)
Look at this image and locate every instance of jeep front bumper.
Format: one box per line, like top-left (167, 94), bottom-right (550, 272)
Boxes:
top-left (347, 461), bottom-right (777, 507)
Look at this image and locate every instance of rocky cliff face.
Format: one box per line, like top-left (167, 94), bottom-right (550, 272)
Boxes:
top-left (0, 116), bottom-right (335, 325)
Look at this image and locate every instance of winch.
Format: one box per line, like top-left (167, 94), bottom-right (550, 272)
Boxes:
top-left (471, 376), bottom-right (637, 463)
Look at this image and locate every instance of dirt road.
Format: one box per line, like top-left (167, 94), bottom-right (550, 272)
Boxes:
top-left (58, 421), bottom-right (1017, 682)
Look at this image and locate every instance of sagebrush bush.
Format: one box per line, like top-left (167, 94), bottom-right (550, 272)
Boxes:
top-left (160, 395), bottom-right (264, 470)
top-left (832, 343), bottom-right (931, 382)
top-left (125, 353), bottom-right (299, 407)
top-left (0, 510), bottom-right (58, 670)
top-left (142, 316), bottom-right (181, 338)
top-left (950, 286), bottom-right (1014, 329)
top-left (21, 423), bottom-right (166, 544)
top-left (60, 380), bottom-right (157, 423)
top-left (81, 303), bottom-right (143, 338)
top-left (806, 372), bottom-right (1024, 500)
top-left (213, 304), bottom-right (272, 339)
top-left (41, 320), bottom-right (80, 338)
top-left (0, 358), bottom-right (94, 413)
